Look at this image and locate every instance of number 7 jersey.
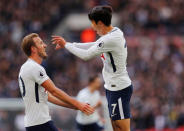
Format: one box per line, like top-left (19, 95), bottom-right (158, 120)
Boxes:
top-left (18, 58), bottom-right (51, 127)
top-left (65, 27), bottom-right (131, 91)
top-left (98, 27), bottom-right (131, 91)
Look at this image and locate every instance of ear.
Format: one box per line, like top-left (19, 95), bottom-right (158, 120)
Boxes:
top-left (31, 46), bottom-right (36, 53)
top-left (97, 21), bottom-right (104, 27)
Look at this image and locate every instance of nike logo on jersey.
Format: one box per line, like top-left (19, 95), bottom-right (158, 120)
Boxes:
top-left (111, 114), bottom-right (117, 117)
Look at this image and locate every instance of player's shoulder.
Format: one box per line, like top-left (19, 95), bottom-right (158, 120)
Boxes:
top-left (101, 27), bottom-right (124, 41)
top-left (78, 87), bottom-right (89, 96)
top-left (108, 27), bottom-right (124, 37)
top-left (77, 87), bottom-right (89, 99)
top-left (79, 87), bottom-right (89, 94)
top-left (97, 27), bottom-right (124, 47)
top-left (20, 59), bottom-right (45, 74)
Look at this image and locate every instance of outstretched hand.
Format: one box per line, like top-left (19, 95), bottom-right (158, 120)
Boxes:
top-left (51, 36), bottom-right (66, 50)
top-left (79, 103), bottom-right (95, 115)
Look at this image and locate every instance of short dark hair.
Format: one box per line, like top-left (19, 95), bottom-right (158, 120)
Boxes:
top-left (88, 5), bottom-right (113, 26)
top-left (21, 33), bottom-right (38, 56)
top-left (89, 75), bottom-right (99, 84)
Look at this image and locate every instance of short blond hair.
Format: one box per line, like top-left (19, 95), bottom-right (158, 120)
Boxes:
top-left (21, 33), bottom-right (39, 56)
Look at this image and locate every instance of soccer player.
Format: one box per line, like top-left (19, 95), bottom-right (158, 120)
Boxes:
top-left (52, 5), bottom-right (133, 131)
top-left (76, 75), bottom-right (104, 131)
top-left (18, 33), bottom-right (94, 131)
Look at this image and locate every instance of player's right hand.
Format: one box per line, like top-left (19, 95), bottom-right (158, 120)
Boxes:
top-left (51, 35), bottom-right (66, 50)
top-left (79, 103), bottom-right (94, 115)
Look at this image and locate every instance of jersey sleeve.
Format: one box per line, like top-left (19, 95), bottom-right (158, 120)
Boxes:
top-left (65, 36), bottom-right (116, 61)
top-left (31, 65), bottom-right (49, 85)
top-left (72, 42), bottom-right (95, 49)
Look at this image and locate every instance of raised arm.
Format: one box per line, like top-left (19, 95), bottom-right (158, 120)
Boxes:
top-left (65, 42), bottom-right (101, 60)
top-left (52, 36), bottom-right (113, 61)
top-left (73, 42), bottom-right (95, 49)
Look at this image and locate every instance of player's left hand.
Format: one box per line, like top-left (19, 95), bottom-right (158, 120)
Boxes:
top-left (51, 36), bottom-right (66, 50)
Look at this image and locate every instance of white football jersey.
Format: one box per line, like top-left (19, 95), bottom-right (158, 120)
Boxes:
top-left (65, 27), bottom-right (131, 91)
top-left (76, 87), bottom-right (100, 125)
top-left (18, 58), bottom-right (51, 127)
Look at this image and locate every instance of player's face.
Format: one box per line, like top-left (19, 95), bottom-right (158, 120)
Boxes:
top-left (33, 37), bottom-right (48, 59)
top-left (93, 78), bottom-right (101, 90)
top-left (91, 20), bottom-right (103, 36)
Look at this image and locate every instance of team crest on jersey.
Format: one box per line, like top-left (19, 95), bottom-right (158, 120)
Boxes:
top-left (97, 41), bottom-right (104, 48)
top-left (39, 71), bottom-right (44, 78)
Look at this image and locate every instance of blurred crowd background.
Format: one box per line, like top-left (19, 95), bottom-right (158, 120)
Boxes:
top-left (1, 0), bottom-right (184, 131)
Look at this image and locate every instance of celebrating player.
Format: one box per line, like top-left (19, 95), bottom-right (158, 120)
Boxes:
top-left (52, 5), bottom-right (133, 131)
top-left (18, 33), bottom-right (94, 131)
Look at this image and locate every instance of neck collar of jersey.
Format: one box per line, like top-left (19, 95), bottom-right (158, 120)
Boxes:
top-left (28, 58), bottom-right (38, 64)
top-left (108, 27), bottom-right (118, 34)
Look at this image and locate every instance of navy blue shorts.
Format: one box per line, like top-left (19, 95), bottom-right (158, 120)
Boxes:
top-left (105, 85), bottom-right (133, 120)
top-left (76, 122), bottom-right (103, 131)
top-left (26, 121), bottom-right (58, 131)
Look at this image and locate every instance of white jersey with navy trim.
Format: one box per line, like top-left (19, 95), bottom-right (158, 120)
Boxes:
top-left (18, 58), bottom-right (51, 127)
top-left (76, 87), bottom-right (101, 125)
top-left (65, 27), bottom-right (131, 91)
